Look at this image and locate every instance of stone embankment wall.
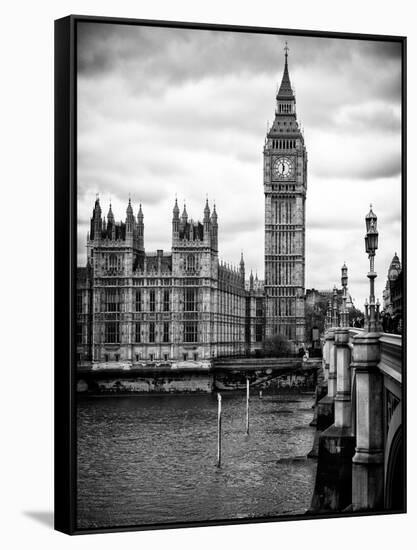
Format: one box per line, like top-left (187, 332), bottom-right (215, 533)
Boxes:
top-left (77, 372), bottom-right (213, 394)
top-left (77, 365), bottom-right (318, 394)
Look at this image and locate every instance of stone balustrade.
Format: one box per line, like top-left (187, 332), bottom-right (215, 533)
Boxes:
top-left (309, 325), bottom-right (403, 513)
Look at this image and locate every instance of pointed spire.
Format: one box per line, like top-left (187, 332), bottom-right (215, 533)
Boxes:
top-left (239, 252), bottom-right (245, 278)
top-left (181, 202), bottom-right (188, 223)
top-left (211, 202), bottom-right (217, 222)
top-left (173, 197), bottom-right (180, 218)
top-left (137, 203), bottom-right (143, 222)
top-left (204, 197), bottom-right (210, 221)
top-left (93, 195), bottom-right (101, 217)
top-left (107, 202), bottom-right (114, 224)
top-left (126, 196), bottom-right (134, 218)
top-left (277, 41), bottom-right (295, 100)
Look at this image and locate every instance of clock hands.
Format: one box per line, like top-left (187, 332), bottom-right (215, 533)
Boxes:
top-left (274, 159), bottom-right (291, 177)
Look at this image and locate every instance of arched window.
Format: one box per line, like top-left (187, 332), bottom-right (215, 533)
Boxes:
top-left (187, 255), bottom-right (195, 271)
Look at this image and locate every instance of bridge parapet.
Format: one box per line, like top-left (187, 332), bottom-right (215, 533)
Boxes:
top-left (378, 333), bottom-right (402, 384)
top-left (311, 208), bottom-right (404, 513)
top-left (311, 327), bottom-right (403, 513)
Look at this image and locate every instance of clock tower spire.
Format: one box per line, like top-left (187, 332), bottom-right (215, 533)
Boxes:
top-left (276, 42), bottom-right (296, 114)
top-left (263, 44), bottom-right (307, 346)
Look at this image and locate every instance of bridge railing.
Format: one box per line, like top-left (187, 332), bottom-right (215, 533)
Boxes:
top-left (314, 325), bottom-right (403, 512)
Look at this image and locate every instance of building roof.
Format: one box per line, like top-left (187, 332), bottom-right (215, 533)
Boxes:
top-left (277, 48), bottom-right (295, 100)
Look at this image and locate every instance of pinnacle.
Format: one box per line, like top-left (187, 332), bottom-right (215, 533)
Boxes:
top-left (277, 46), bottom-right (295, 100)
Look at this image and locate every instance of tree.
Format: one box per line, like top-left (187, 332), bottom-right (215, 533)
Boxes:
top-left (348, 305), bottom-right (364, 327)
top-left (263, 333), bottom-right (292, 357)
top-left (305, 294), bottom-right (364, 342)
top-left (305, 298), bottom-right (328, 344)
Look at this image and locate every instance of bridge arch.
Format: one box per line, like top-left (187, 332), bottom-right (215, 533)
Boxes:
top-left (384, 405), bottom-right (404, 510)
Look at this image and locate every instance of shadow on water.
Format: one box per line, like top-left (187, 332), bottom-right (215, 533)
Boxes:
top-left (276, 456), bottom-right (315, 464)
top-left (23, 510), bottom-right (54, 529)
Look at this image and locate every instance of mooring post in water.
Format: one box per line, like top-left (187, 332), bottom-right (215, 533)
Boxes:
top-left (217, 392), bottom-right (222, 468)
top-left (246, 378), bottom-right (250, 435)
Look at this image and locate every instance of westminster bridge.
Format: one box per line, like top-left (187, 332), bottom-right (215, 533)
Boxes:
top-left (76, 329), bottom-right (403, 512)
top-left (304, 203), bottom-right (405, 514)
top-left (307, 325), bottom-right (404, 513)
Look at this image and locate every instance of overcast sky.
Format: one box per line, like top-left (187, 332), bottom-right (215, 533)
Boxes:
top-left (77, 22), bottom-right (402, 310)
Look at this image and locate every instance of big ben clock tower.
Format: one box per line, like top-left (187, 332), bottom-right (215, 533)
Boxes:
top-left (264, 44), bottom-right (307, 345)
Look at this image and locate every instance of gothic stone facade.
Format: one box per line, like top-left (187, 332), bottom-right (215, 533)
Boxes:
top-left (77, 198), bottom-right (266, 366)
top-left (76, 51), bottom-right (306, 367)
top-left (263, 48), bottom-right (306, 343)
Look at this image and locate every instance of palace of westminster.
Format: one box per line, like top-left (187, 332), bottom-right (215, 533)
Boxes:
top-left (76, 48), bottom-right (308, 366)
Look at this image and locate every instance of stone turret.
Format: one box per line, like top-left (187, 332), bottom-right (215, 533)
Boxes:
top-left (249, 270), bottom-right (254, 291)
top-left (240, 251), bottom-right (245, 280)
top-left (126, 197), bottom-right (135, 236)
top-left (107, 203), bottom-right (114, 224)
top-left (172, 198), bottom-right (180, 243)
top-left (180, 203), bottom-right (188, 230)
top-left (90, 197), bottom-right (102, 240)
top-left (210, 203), bottom-right (218, 251)
top-left (203, 198), bottom-right (211, 243)
top-left (137, 203), bottom-right (144, 250)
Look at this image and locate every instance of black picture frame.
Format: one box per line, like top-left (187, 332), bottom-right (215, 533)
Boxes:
top-left (55, 14), bottom-right (407, 535)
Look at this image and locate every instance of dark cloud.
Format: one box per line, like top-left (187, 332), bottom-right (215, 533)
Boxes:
top-left (76, 22), bottom-right (402, 309)
top-left (78, 23), bottom-right (401, 106)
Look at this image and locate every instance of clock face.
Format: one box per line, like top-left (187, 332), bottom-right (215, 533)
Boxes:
top-left (272, 157), bottom-right (293, 179)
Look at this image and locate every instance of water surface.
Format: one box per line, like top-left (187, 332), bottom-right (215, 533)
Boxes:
top-left (77, 392), bottom-right (317, 529)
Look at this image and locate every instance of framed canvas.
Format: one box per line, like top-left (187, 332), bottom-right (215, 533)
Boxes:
top-left (54, 15), bottom-right (406, 535)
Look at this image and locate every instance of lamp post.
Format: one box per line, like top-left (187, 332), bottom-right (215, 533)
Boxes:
top-left (351, 205), bottom-right (384, 511)
top-left (325, 299), bottom-right (331, 330)
top-left (364, 205), bottom-right (379, 332)
top-left (341, 263), bottom-right (349, 328)
top-left (332, 285), bottom-right (339, 327)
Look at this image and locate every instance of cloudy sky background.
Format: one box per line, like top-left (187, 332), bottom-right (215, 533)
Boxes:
top-left (77, 22), bottom-right (402, 310)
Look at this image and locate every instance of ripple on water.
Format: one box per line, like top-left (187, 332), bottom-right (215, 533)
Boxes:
top-left (77, 392), bottom-right (317, 529)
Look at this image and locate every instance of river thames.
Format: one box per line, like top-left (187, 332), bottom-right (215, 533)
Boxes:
top-left (77, 392), bottom-right (317, 529)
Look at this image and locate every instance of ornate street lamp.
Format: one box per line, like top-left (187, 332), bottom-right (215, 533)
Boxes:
top-left (364, 205), bottom-right (379, 332)
top-left (325, 299), bottom-right (332, 330)
top-left (332, 285), bottom-right (339, 327)
top-left (341, 263), bottom-right (349, 327)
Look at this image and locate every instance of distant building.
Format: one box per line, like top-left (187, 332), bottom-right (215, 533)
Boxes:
top-left (305, 288), bottom-right (353, 310)
top-left (382, 253), bottom-right (402, 316)
top-left (245, 273), bottom-right (265, 355)
top-left (76, 48), bottom-right (311, 367)
top-left (77, 198), bottom-right (265, 366)
top-left (382, 253), bottom-right (402, 334)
